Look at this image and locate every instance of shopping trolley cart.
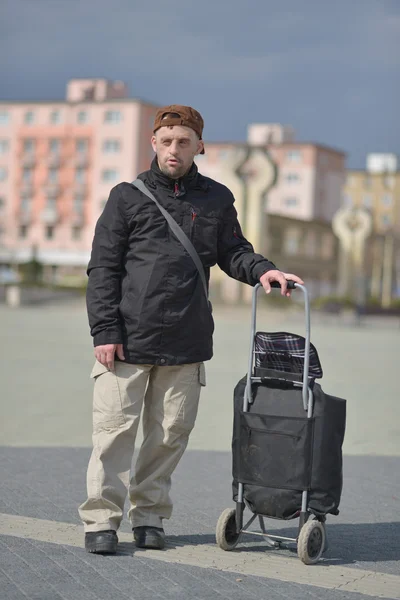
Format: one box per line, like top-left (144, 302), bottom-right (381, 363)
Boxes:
top-left (216, 282), bottom-right (346, 564)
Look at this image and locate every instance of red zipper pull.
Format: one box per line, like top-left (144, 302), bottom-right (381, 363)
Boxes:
top-left (174, 182), bottom-right (179, 196)
top-left (192, 209), bottom-right (197, 221)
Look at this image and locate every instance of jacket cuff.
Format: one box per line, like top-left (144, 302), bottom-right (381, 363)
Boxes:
top-left (93, 330), bottom-right (123, 347)
top-left (252, 261), bottom-right (277, 283)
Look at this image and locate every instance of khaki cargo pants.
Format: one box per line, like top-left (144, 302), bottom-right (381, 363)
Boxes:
top-left (78, 360), bottom-right (205, 532)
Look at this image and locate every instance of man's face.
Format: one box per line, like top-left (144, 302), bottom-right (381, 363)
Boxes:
top-left (151, 125), bottom-right (204, 179)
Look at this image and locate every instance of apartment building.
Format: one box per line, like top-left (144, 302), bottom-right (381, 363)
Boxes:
top-left (343, 153), bottom-right (400, 234)
top-left (342, 153), bottom-right (400, 302)
top-left (0, 78), bottom-right (159, 275)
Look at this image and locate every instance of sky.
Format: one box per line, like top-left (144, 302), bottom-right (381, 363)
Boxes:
top-left (1, 0), bottom-right (399, 168)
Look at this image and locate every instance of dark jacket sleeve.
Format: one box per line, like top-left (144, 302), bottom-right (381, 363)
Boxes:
top-left (86, 185), bottom-right (129, 346)
top-left (217, 203), bottom-right (276, 285)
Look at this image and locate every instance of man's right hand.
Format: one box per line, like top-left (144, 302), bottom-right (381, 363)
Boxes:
top-left (94, 344), bottom-right (125, 370)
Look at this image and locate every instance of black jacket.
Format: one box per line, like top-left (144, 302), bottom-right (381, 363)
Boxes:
top-left (86, 158), bottom-right (276, 365)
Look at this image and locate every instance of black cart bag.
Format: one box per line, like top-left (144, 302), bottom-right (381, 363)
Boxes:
top-left (232, 331), bottom-right (346, 520)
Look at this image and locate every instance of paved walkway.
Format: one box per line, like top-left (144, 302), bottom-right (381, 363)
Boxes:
top-left (1, 298), bottom-right (399, 599)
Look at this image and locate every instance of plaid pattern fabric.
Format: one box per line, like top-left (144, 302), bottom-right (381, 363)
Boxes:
top-left (254, 331), bottom-right (323, 379)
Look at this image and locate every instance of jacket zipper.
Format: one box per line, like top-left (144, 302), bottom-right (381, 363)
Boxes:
top-left (190, 208), bottom-right (197, 240)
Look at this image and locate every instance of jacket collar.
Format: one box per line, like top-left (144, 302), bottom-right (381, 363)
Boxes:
top-left (145, 157), bottom-right (207, 195)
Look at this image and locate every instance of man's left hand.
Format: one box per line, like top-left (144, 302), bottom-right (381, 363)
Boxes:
top-left (260, 270), bottom-right (304, 297)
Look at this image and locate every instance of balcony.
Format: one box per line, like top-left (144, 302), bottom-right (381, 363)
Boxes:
top-left (71, 210), bottom-right (85, 226)
top-left (41, 207), bottom-right (59, 224)
top-left (48, 154), bottom-right (62, 168)
top-left (20, 181), bottom-right (34, 196)
top-left (75, 153), bottom-right (89, 168)
top-left (22, 153), bottom-right (36, 168)
top-left (18, 206), bottom-right (32, 224)
top-left (44, 183), bottom-right (61, 198)
top-left (74, 182), bottom-right (87, 194)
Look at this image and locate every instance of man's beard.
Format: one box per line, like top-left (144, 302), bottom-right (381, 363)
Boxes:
top-left (159, 160), bottom-right (190, 179)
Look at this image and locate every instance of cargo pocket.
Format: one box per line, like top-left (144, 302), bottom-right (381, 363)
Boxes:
top-left (90, 360), bottom-right (125, 432)
top-left (199, 362), bottom-right (206, 386)
top-left (167, 364), bottom-right (202, 435)
top-left (238, 412), bottom-right (313, 490)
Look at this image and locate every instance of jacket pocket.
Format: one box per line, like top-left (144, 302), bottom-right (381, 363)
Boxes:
top-left (90, 361), bottom-right (126, 432)
top-left (192, 216), bottom-right (219, 265)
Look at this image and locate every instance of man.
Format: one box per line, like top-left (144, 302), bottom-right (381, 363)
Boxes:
top-left (79, 105), bottom-right (303, 554)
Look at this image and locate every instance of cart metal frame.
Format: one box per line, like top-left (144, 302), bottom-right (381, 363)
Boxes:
top-left (235, 281), bottom-right (321, 548)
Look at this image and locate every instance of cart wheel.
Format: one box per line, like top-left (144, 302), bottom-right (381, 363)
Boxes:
top-left (297, 520), bottom-right (325, 565)
top-left (216, 508), bottom-right (240, 551)
top-left (311, 516), bottom-right (328, 554)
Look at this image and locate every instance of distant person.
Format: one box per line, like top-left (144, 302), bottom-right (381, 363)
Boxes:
top-left (79, 105), bottom-right (304, 554)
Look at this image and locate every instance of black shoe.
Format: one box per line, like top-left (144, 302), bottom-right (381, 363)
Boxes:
top-left (133, 526), bottom-right (165, 549)
top-left (85, 530), bottom-right (118, 554)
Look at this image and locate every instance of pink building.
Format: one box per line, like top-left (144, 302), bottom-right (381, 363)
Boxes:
top-left (195, 124), bottom-right (346, 225)
top-left (0, 79), bottom-right (158, 274)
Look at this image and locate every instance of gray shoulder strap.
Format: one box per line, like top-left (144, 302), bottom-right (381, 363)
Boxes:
top-left (132, 178), bottom-right (209, 302)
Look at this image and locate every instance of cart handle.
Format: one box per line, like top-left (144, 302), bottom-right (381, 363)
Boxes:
top-left (270, 280), bottom-right (297, 290)
top-left (245, 282), bottom-right (311, 412)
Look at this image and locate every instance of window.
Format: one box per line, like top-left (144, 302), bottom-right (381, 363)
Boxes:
top-left (102, 169), bottom-right (118, 182)
top-left (286, 149), bottom-right (301, 162)
top-left (103, 139), bottom-right (121, 153)
top-left (104, 110), bottom-right (122, 123)
top-left (284, 197), bottom-right (298, 207)
top-left (77, 111), bottom-right (88, 124)
top-left (384, 175), bottom-right (394, 189)
top-left (21, 196), bottom-right (31, 210)
top-left (304, 231), bottom-right (318, 257)
top-left (50, 110), bottom-right (61, 124)
top-left (382, 194), bottom-right (392, 207)
top-left (76, 138), bottom-right (89, 153)
top-left (72, 226), bottom-right (82, 240)
top-left (24, 111), bottom-right (35, 124)
top-left (321, 232), bottom-right (335, 260)
top-left (19, 225), bottom-right (28, 239)
top-left (75, 167), bottom-right (86, 183)
top-left (23, 138), bottom-right (35, 153)
top-left (48, 168), bottom-right (59, 183)
top-left (74, 195), bottom-right (84, 213)
top-left (45, 197), bottom-right (57, 210)
top-left (45, 225), bottom-right (54, 240)
top-left (285, 173), bottom-right (300, 183)
top-left (0, 111), bottom-right (10, 125)
top-left (381, 214), bottom-right (391, 227)
top-left (49, 138), bottom-right (61, 153)
top-left (0, 139), bottom-right (9, 154)
top-left (0, 167), bottom-right (7, 181)
top-left (284, 227), bottom-right (300, 255)
top-left (22, 168), bottom-right (32, 182)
